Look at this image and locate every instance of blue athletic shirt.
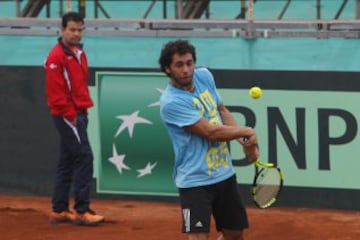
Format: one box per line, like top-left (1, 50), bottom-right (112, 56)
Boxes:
top-left (160, 67), bottom-right (235, 188)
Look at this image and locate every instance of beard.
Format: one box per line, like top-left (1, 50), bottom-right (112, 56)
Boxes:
top-left (173, 75), bottom-right (193, 88)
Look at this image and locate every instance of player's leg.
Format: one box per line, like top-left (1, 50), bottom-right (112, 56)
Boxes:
top-left (213, 175), bottom-right (248, 240)
top-left (72, 113), bottom-right (93, 214)
top-left (51, 145), bottom-right (73, 212)
top-left (49, 115), bottom-right (77, 223)
top-left (179, 186), bottom-right (214, 240)
top-left (71, 113), bottom-right (104, 225)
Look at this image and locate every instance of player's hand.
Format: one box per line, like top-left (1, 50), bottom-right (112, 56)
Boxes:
top-left (70, 117), bottom-right (77, 127)
top-left (238, 130), bottom-right (257, 147)
top-left (243, 144), bottom-right (259, 163)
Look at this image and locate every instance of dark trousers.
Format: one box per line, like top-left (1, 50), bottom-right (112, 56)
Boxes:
top-left (51, 113), bottom-right (93, 213)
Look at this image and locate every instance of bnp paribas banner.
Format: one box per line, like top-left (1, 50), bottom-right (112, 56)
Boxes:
top-left (96, 72), bottom-right (176, 195)
top-left (95, 70), bottom-right (360, 196)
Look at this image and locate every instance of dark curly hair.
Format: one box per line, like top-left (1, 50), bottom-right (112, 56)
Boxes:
top-left (158, 40), bottom-right (196, 75)
top-left (62, 11), bottom-right (84, 28)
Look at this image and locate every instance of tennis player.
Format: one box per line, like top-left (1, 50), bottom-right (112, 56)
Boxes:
top-left (159, 39), bottom-right (259, 240)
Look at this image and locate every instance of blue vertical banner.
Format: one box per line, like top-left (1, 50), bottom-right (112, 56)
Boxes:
top-left (96, 72), bottom-right (177, 196)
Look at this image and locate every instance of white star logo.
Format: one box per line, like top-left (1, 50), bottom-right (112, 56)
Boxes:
top-left (114, 111), bottom-right (152, 138)
top-left (137, 162), bottom-right (158, 178)
top-left (105, 85), bottom-right (167, 187)
top-left (148, 88), bottom-right (165, 107)
top-left (108, 144), bottom-right (131, 174)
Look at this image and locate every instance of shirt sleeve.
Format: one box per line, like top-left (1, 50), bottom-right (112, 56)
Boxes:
top-left (206, 68), bottom-right (223, 106)
top-left (161, 98), bottom-right (202, 128)
top-left (196, 67), bottom-right (223, 106)
top-left (44, 53), bottom-right (77, 121)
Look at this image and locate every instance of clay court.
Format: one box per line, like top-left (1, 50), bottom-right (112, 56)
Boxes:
top-left (0, 195), bottom-right (359, 240)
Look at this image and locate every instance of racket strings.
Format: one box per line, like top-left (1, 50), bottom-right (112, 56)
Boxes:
top-left (253, 168), bottom-right (281, 207)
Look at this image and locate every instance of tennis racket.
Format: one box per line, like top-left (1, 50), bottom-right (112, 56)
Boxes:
top-left (242, 137), bottom-right (283, 208)
top-left (252, 159), bottom-right (283, 209)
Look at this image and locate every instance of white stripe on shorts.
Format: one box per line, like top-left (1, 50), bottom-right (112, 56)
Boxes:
top-left (182, 208), bottom-right (191, 232)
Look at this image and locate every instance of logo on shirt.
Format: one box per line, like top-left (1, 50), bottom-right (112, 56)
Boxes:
top-left (193, 89), bottom-right (229, 174)
top-left (49, 63), bottom-right (57, 69)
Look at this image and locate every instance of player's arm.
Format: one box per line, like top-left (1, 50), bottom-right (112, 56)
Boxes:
top-left (218, 103), bottom-right (238, 127)
top-left (183, 117), bottom-right (256, 144)
top-left (45, 54), bottom-right (77, 124)
top-left (218, 103), bottom-right (257, 144)
top-left (218, 103), bottom-right (259, 161)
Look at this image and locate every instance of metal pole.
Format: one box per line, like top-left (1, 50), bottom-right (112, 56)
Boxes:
top-left (79, 0), bottom-right (86, 18)
top-left (236, 0), bottom-right (246, 19)
top-left (95, 0), bottom-right (98, 18)
top-left (240, 0), bottom-right (246, 19)
top-left (334, 0), bottom-right (348, 20)
top-left (248, 0), bottom-right (254, 22)
top-left (175, 0), bottom-right (183, 19)
top-left (66, 0), bottom-right (72, 12)
top-left (205, 1), bottom-right (210, 19)
top-left (316, 0), bottom-right (321, 19)
top-left (163, 0), bottom-right (167, 19)
top-left (143, 0), bottom-right (156, 19)
top-left (15, 0), bottom-right (21, 17)
top-left (46, 0), bottom-right (50, 18)
top-left (278, 0), bottom-right (291, 20)
top-left (59, 0), bottom-right (63, 17)
top-left (356, 0), bottom-right (360, 19)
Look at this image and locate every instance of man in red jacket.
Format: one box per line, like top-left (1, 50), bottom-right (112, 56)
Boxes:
top-left (44, 11), bottom-right (104, 226)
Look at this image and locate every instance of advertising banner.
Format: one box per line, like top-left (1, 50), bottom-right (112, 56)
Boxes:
top-left (96, 72), bottom-right (177, 195)
top-left (96, 70), bottom-right (360, 196)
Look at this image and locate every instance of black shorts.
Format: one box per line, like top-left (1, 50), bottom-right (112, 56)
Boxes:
top-left (179, 174), bottom-right (248, 233)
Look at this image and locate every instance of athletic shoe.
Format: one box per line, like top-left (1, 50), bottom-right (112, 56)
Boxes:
top-left (75, 211), bottom-right (105, 226)
top-left (49, 210), bottom-right (77, 224)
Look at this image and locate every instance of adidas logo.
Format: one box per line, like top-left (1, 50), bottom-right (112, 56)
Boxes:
top-left (195, 221), bottom-right (203, 228)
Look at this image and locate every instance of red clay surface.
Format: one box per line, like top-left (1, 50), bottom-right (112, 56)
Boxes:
top-left (0, 195), bottom-right (359, 240)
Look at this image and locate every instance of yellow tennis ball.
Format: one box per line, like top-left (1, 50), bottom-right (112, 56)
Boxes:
top-left (249, 86), bottom-right (262, 99)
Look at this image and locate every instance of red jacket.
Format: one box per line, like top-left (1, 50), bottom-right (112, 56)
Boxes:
top-left (44, 38), bottom-right (93, 122)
